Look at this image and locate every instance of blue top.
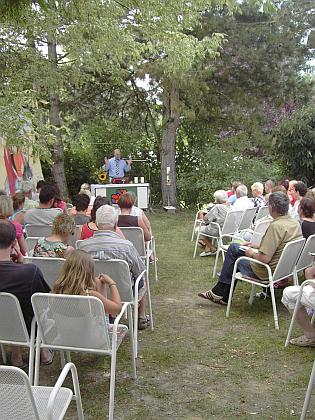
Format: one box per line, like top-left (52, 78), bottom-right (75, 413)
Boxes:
top-left (102, 158), bottom-right (131, 178)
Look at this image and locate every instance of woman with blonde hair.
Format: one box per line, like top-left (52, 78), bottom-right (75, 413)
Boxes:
top-left (0, 195), bottom-right (27, 255)
top-left (10, 192), bottom-right (26, 226)
top-left (33, 213), bottom-right (75, 258)
top-left (52, 250), bottom-right (122, 315)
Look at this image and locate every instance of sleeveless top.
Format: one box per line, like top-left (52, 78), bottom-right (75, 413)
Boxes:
top-left (81, 223), bottom-right (97, 240)
top-left (33, 237), bottom-right (67, 258)
top-left (118, 215), bottom-right (139, 228)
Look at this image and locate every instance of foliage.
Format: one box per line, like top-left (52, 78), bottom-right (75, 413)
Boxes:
top-left (273, 105), bottom-right (315, 186)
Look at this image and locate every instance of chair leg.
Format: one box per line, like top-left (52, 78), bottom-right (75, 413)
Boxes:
top-left (193, 230), bottom-right (200, 258)
top-left (127, 305), bottom-right (137, 380)
top-left (134, 301), bottom-right (138, 358)
top-left (145, 276), bottom-right (154, 331)
top-left (1, 344), bottom-right (7, 365)
top-left (66, 351), bottom-right (71, 363)
top-left (191, 216), bottom-right (198, 241)
top-left (34, 332), bottom-right (41, 386)
top-left (226, 276), bottom-right (237, 318)
top-left (285, 291), bottom-right (303, 347)
top-left (293, 269), bottom-right (299, 286)
top-left (248, 284), bottom-right (256, 305)
top-left (108, 352), bottom-right (117, 420)
top-left (60, 351), bottom-right (66, 369)
top-left (212, 247), bottom-right (220, 278)
top-left (153, 239), bottom-right (158, 282)
top-left (301, 360), bottom-right (315, 420)
top-left (269, 285), bottom-right (279, 330)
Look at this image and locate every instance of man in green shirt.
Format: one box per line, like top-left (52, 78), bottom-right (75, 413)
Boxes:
top-left (198, 191), bottom-right (302, 305)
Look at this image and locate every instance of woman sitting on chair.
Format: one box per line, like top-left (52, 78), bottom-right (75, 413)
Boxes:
top-left (33, 213), bottom-right (74, 258)
top-left (52, 249), bottom-right (122, 315)
top-left (299, 197), bottom-right (315, 239)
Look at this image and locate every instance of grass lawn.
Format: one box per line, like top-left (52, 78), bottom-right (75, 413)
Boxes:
top-left (39, 211), bottom-right (314, 419)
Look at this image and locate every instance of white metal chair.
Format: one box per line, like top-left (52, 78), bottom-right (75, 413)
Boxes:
top-left (285, 280), bottom-right (315, 347)
top-left (24, 257), bottom-right (65, 289)
top-left (119, 226), bottom-right (158, 282)
top-left (293, 235), bottom-right (315, 286)
top-left (31, 293), bottom-right (134, 420)
top-left (0, 293), bottom-right (36, 383)
top-left (238, 207), bottom-right (257, 231)
top-left (193, 209), bottom-right (244, 260)
top-left (0, 362), bottom-right (84, 420)
top-left (232, 219), bottom-right (272, 246)
top-left (94, 259), bottom-right (150, 357)
top-left (226, 238), bottom-right (306, 329)
top-left (25, 224), bottom-right (52, 238)
top-left (191, 210), bottom-right (204, 241)
top-left (300, 358), bottom-right (315, 420)
top-left (25, 237), bottom-right (39, 256)
top-left (255, 205), bottom-right (269, 222)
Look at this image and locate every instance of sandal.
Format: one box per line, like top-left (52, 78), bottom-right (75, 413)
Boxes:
top-left (198, 290), bottom-right (224, 304)
top-left (41, 349), bottom-right (54, 366)
top-left (289, 335), bottom-right (315, 347)
top-left (138, 315), bottom-right (150, 330)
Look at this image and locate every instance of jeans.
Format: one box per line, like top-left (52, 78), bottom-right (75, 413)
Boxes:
top-left (219, 243), bottom-right (258, 285)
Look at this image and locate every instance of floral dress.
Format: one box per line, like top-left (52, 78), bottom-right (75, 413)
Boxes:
top-left (33, 237), bottom-right (67, 258)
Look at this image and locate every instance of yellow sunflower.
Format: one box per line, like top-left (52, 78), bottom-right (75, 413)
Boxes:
top-left (99, 171), bottom-right (107, 182)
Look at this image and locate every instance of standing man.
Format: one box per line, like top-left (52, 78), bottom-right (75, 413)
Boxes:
top-left (103, 149), bottom-right (132, 181)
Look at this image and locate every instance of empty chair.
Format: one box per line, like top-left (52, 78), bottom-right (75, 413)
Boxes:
top-left (24, 257), bottom-right (65, 288)
top-left (293, 234), bottom-right (315, 285)
top-left (0, 362), bottom-right (84, 419)
top-left (0, 293), bottom-right (36, 383)
top-left (25, 224), bottom-right (52, 238)
top-left (25, 237), bottom-right (39, 256)
top-left (226, 238), bottom-right (306, 329)
top-left (238, 207), bottom-right (257, 231)
top-left (255, 205), bottom-right (269, 222)
top-left (32, 293), bottom-right (134, 420)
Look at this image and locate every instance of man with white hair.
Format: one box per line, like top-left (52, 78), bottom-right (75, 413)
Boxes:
top-left (20, 180), bottom-right (37, 211)
top-left (232, 184), bottom-right (254, 212)
top-left (78, 205), bottom-right (149, 330)
top-left (251, 182), bottom-right (265, 209)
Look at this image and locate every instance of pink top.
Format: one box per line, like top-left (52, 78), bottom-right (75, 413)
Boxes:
top-left (81, 223), bottom-right (97, 240)
top-left (10, 220), bottom-right (23, 240)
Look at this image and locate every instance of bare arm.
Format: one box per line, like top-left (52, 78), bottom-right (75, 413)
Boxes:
top-left (245, 248), bottom-right (272, 264)
top-left (17, 236), bottom-right (27, 256)
top-left (138, 216), bottom-right (151, 241)
top-left (94, 274), bottom-right (122, 315)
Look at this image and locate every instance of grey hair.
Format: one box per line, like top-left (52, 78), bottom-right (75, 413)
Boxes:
top-left (20, 180), bottom-right (34, 193)
top-left (268, 192), bottom-right (289, 215)
top-left (236, 184), bottom-right (248, 197)
top-left (96, 205), bottom-right (118, 228)
top-left (251, 182), bottom-right (264, 194)
top-left (213, 190), bottom-right (228, 204)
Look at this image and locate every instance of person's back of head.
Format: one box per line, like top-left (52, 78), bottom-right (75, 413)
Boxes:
top-left (21, 180), bottom-right (34, 198)
top-left (80, 183), bottom-right (90, 192)
top-left (74, 194), bottom-right (90, 212)
top-left (279, 179), bottom-right (289, 191)
top-left (39, 185), bottom-right (56, 206)
top-left (272, 185), bottom-right (287, 194)
top-left (213, 190), bottom-right (228, 204)
top-left (36, 180), bottom-right (46, 192)
top-left (90, 196), bottom-right (111, 222)
top-left (236, 184), bottom-right (248, 198)
top-left (268, 191), bottom-right (290, 216)
top-left (12, 192), bottom-right (25, 211)
top-left (231, 181), bottom-right (241, 193)
top-left (294, 181), bottom-right (308, 198)
top-left (96, 205), bottom-right (118, 230)
top-left (0, 220), bottom-right (16, 250)
top-left (299, 197), bottom-right (315, 219)
top-left (0, 195), bottom-right (14, 219)
top-left (51, 213), bottom-right (75, 240)
top-left (118, 192), bottom-right (136, 209)
top-left (264, 179), bottom-right (274, 194)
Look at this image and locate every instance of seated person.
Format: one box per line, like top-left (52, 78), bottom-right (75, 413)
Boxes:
top-left (79, 205), bottom-right (149, 329)
top-left (232, 184), bottom-right (254, 211)
top-left (21, 180), bottom-right (38, 211)
top-left (227, 181), bottom-right (241, 205)
top-left (0, 195), bottom-right (27, 256)
top-left (299, 197), bottom-right (315, 239)
top-left (10, 192), bottom-right (26, 226)
top-left (73, 193), bottom-right (90, 225)
top-left (282, 266), bottom-right (315, 347)
top-left (24, 185), bottom-right (62, 225)
top-left (128, 192), bottom-right (151, 233)
top-left (80, 196), bottom-right (112, 240)
top-left (264, 179), bottom-right (274, 196)
top-left (198, 190), bottom-right (229, 257)
top-left (33, 213), bottom-right (75, 258)
top-left (292, 181), bottom-right (308, 220)
top-left (52, 249), bottom-right (122, 315)
top-left (117, 192), bottom-right (151, 242)
top-left (0, 221), bottom-right (51, 367)
top-left (52, 184), bottom-right (67, 213)
top-left (198, 192), bottom-right (302, 305)
top-left (251, 182), bottom-right (265, 209)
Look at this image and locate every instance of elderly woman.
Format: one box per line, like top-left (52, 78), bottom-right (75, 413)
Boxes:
top-left (251, 182), bottom-right (265, 209)
top-left (199, 190), bottom-right (230, 257)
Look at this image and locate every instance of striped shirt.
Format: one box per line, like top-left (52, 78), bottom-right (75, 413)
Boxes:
top-left (78, 231), bottom-right (145, 282)
top-left (253, 195), bottom-right (266, 209)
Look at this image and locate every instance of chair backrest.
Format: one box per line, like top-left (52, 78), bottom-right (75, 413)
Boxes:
top-left (296, 234), bottom-right (315, 273)
top-left (31, 293), bottom-right (111, 352)
top-left (255, 206), bottom-right (269, 221)
top-left (25, 237), bottom-right (39, 256)
top-left (0, 293), bottom-right (30, 345)
top-left (272, 238), bottom-right (306, 283)
top-left (25, 224), bottom-right (52, 238)
top-left (24, 257), bottom-right (65, 289)
top-left (118, 227), bottom-right (146, 256)
top-left (68, 226), bottom-right (81, 248)
top-left (76, 239), bottom-right (84, 249)
top-left (94, 259), bottom-right (134, 303)
top-left (0, 366), bottom-right (39, 420)
top-left (222, 210), bottom-right (244, 235)
top-left (238, 207), bottom-right (257, 231)
top-left (251, 219), bottom-right (272, 245)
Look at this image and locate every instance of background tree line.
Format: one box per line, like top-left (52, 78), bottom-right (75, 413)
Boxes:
top-left (0, 0), bottom-right (314, 206)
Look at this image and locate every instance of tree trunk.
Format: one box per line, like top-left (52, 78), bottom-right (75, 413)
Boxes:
top-left (161, 82), bottom-right (180, 207)
top-left (47, 31), bottom-right (69, 199)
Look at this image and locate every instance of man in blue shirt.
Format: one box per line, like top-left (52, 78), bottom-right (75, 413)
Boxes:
top-left (103, 149), bottom-right (132, 179)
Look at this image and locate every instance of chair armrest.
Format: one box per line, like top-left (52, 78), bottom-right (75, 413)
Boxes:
top-left (134, 270), bottom-right (146, 304)
top-left (299, 279), bottom-right (315, 289)
top-left (110, 302), bottom-right (131, 350)
top-left (232, 256), bottom-right (272, 281)
top-left (47, 362), bottom-right (82, 420)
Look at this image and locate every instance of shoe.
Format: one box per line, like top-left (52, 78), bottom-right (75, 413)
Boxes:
top-left (255, 291), bottom-right (269, 299)
top-left (198, 290), bottom-right (226, 305)
top-left (290, 335), bottom-right (315, 347)
top-left (41, 349), bottom-right (54, 366)
top-left (200, 251), bottom-right (216, 257)
top-left (138, 315), bottom-right (150, 330)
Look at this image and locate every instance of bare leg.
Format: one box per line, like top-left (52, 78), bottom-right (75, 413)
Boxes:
top-left (305, 266), bottom-right (315, 280)
top-left (139, 296), bottom-right (146, 319)
top-left (10, 346), bottom-right (23, 367)
top-left (202, 237), bottom-right (217, 253)
top-left (295, 307), bottom-right (315, 339)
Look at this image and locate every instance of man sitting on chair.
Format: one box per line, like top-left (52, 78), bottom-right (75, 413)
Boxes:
top-left (197, 192), bottom-right (302, 305)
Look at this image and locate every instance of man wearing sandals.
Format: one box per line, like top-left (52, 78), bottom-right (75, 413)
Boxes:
top-left (282, 266), bottom-right (315, 347)
top-left (198, 192), bottom-right (302, 305)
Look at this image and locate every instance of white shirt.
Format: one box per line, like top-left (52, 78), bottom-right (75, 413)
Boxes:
top-left (232, 196), bottom-right (254, 212)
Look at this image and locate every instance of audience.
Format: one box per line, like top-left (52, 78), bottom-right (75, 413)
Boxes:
top-left (227, 181), bottom-right (241, 205)
top-left (52, 250), bottom-right (122, 315)
top-left (0, 195), bottom-right (27, 256)
top-left (78, 205), bottom-right (150, 330)
top-left (291, 181), bottom-right (308, 219)
top-left (0, 221), bottom-right (51, 367)
top-left (264, 179), bottom-right (274, 196)
top-left (80, 196), bottom-right (112, 240)
top-left (251, 182), bottom-right (265, 209)
top-left (24, 185), bottom-right (62, 225)
top-left (21, 180), bottom-right (37, 211)
top-left (117, 192), bottom-right (151, 242)
top-left (288, 180), bottom-right (297, 205)
top-left (198, 190), bottom-right (229, 257)
top-left (197, 192), bottom-right (302, 305)
top-left (73, 194), bottom-right (90, 225)
top-left (299, 197), bottom-right (315, 239)
top-left (232, 184), bottom-right (254, 211)
top-left (10, 192), bottom-right (25, 226)
top-left (33, 213), bottom-right (75, 258)
top-left (128, 192), bottom-right (152, 233)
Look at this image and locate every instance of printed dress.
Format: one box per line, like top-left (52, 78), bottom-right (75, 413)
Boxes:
top-left (33, 237), bottom-right (67, 258)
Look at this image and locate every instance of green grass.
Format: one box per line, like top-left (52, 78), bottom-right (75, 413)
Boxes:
top-left (39, 211), bottom-right (314, 419)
